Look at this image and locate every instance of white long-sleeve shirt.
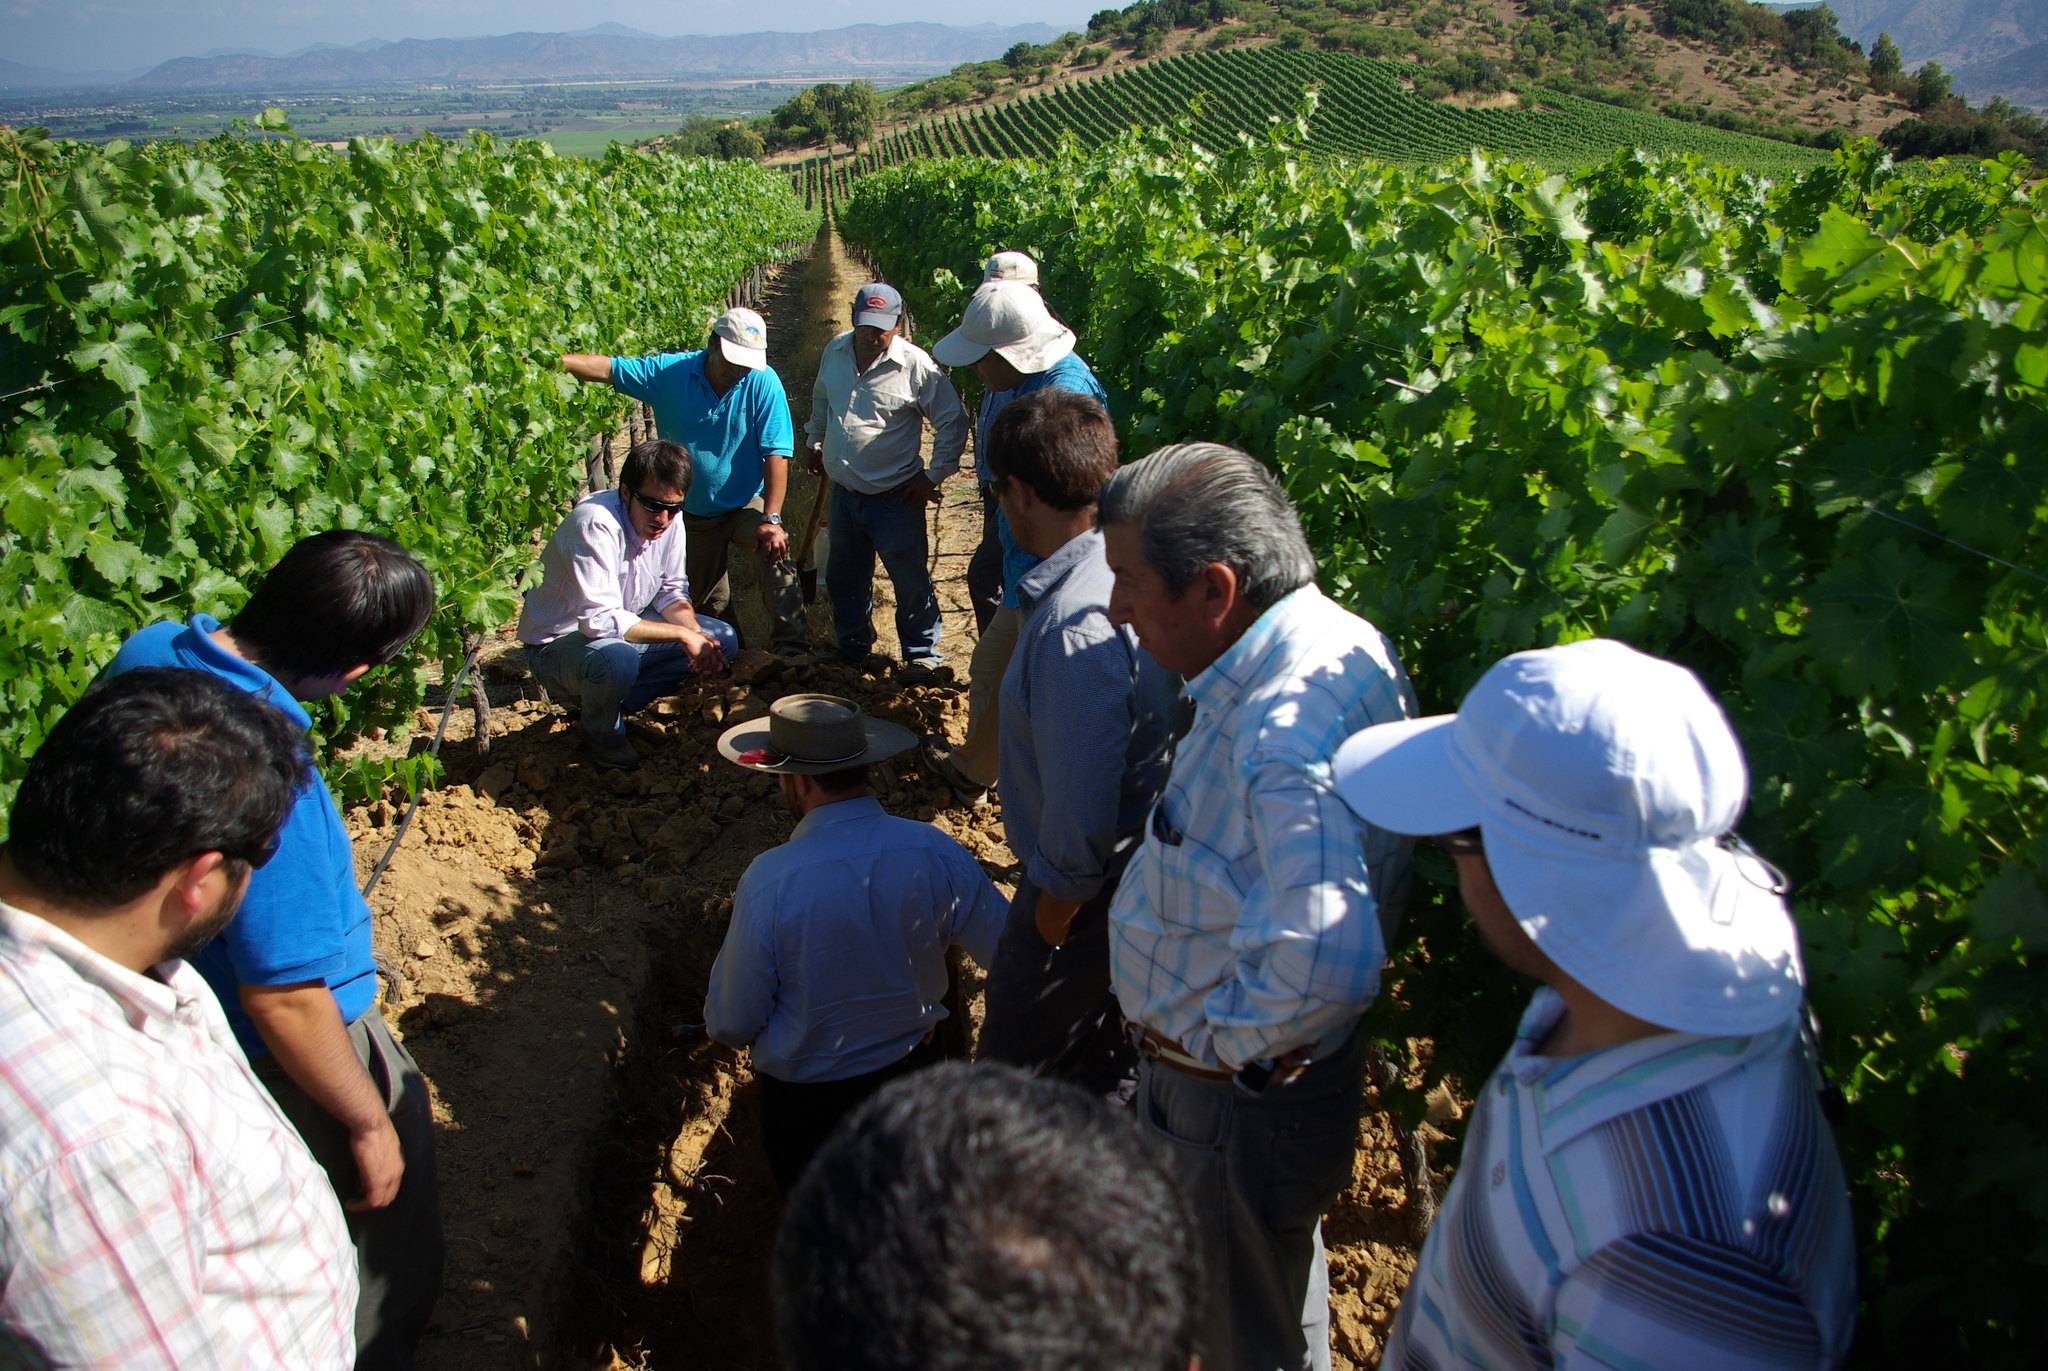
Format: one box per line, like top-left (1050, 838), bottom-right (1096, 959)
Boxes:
top-left (516, 490), bottom-right (690, 645)
top-left (805, 331), bottom-right (968, 493)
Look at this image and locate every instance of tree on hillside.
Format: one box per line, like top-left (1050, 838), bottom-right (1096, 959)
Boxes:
top-left (1913, 61), bottom-right (1953, 111)
top-left (832, 81), bottom-right (879, 152)
top-left (1870, 31), bottom-right (1902, 83)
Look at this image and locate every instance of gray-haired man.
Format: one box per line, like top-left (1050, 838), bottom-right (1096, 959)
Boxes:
top-left (1101, 443), bottom-right (1417, 1371)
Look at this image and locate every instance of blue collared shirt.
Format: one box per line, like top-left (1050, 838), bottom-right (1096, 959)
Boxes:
top-left (704, 795), bottom-right (1004, 1083)
top-left (974, 352), bottom-right (1110, 608)
top-left (1108, 586), bottom-right (1417, 1069)
top-left (1386, 988), bottom-right (1858, 1369)
top-left (102, 615), bottom-right (378, 1056)
top-left (610, 349), bottom-right (795, 517)
top-left (999, 529), bottom-right (1181, 903)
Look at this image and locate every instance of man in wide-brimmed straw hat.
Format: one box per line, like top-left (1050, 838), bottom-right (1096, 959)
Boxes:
top-left (1332, 639), bottom-right (1857, 1370)
top-left (704, 694), bottom-right (1005, 1191)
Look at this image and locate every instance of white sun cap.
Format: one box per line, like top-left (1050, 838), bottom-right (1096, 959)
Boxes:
top-left (1330, 639), bottom-right (1805, 1037)
top-left (982, 250), bottom-right (1040, 286)
top-left (711, 306), bottom-right (769, 370)
top-left (931, 280), bottom-right (1075, 372)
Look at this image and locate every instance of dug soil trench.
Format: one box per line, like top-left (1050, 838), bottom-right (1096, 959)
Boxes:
top-left (356, 227), bottom-right (1431, 1370)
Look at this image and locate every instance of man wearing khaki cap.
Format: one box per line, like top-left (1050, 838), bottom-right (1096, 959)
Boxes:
top-left (705, 694), bottom-right (1005, 1191)
top-left (1332, 639), bottom-right (1857, 1370)
top-left (982, 249), bottom-right (1040, 287)
top-left (562, 307), bottom-right (808, 655)
top-left (806, 282), bottom-right (968, 669)
top-left (925, 278), bottom-right (1110, 799)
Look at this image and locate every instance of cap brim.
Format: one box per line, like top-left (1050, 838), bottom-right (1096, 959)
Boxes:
top-left (1484, 823), bottom-right (1805, 1036)
top-left (932, 327), bottom-right (988, 367)
top-left (992, 325), bottom-right (1075, 374)
top-left (715, 715), bottom-right (918, 774)
top-left (1331, 715), bottom-right (1480, 836)
top-left (716, 336), bottom-right (767, 370)
top-left (853, 309), bottom-right (902, 329)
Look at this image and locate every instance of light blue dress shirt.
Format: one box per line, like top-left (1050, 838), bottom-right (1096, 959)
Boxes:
top-left (998, 528), bottom-right (1181, 903)
top-left (704, 795), bottom-right (1004, 1083)
top-left (1108, 586), bottom-right (1418, 1069)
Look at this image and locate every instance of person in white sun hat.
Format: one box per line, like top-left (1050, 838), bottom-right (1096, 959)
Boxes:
top-left (1331, 638), bottom-right (1857, 1370)
top-left (982, 249), bottom-right (1040, 287)
top-left (561, 306), bottom-right (809, 656)
top-left (924, 278), bottom-right (1109, 801)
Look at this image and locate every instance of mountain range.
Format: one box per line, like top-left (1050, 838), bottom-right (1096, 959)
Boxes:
top-left (1819, 0), bottom-right (2047, 107)
top-left (0, 22), bottom-right (1063, 94)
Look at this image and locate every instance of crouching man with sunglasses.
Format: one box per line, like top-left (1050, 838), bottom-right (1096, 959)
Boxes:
top-left (520, 439), bottom-right (740, 771)
top-left (1332, 640), bottom-right (1857, 1369)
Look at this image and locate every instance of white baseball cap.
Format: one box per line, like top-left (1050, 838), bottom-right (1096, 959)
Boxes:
top-left (932, 280), bottom-right (1075, 372)
top-left (982, 250), bottom-right (1040, 286)
top-left (852, 282), bottom-right (903, 329)
top-left (1331, 639), bottom-right (1805, 1037)
top-left (711, 307), bottom-right (769, 370)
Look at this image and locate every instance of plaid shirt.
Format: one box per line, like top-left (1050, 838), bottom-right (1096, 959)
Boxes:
top-left (1109, 586), bottom-right (1417, 1069)
top-left (0, 900), bottom-right (356, 1368)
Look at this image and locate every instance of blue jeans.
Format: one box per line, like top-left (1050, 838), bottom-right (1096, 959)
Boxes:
top-left (526, 612), bottom-right (738, 742)
top-left (827, 482), bottom-right (941, 660)
top-left (1136, 1020), bottom-right (1366, 1371)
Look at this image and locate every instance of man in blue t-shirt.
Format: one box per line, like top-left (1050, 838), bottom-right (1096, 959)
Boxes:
top-left (926, 276), bottom-right (1111, 797)
top-left (102, 530), bottom-right (443, 1370)
top-left (561, 307), bottom-right (809, 655)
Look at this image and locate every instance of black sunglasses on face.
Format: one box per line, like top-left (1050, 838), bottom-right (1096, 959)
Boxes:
top-left (632, 491), bottom-right (686, 516)
top-left (1435, 828), bottom-right (1484, 858)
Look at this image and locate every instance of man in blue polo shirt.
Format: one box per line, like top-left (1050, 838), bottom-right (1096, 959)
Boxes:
top-left (102, 529), bottom-right (444, 1371)
top-left (561, 307), bottom-right (808, 655)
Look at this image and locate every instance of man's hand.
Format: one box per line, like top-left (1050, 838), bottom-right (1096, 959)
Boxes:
top-left (891, 471), bottom-right (943, 506)
top-left (346, 1116), bottom-right (406, 1211)
top-left (756, 518), bottom-right (791, 563)
top-left (678, 624), bottom-right (728, 674)
top-left (805, 443), bottom-right (825, 474)
top-left (1034, 893), bottom-right (1085, 948)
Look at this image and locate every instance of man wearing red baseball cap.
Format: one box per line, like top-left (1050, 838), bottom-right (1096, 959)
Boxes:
top-left (804, 282), bottom-right (967, 669)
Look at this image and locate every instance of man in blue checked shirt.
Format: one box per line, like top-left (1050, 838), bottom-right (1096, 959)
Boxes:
top-left (1332, 641), bottom-right (1856, 1369)
top-left (1099, 443), bottom-right (1418, 1371)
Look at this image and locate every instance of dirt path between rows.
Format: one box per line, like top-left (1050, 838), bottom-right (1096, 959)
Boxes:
top-left (358, 226), bottom-right (1425, 1370)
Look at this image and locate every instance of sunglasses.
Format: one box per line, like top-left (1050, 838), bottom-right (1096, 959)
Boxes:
top-left (1434, 828), bottom-right (1484, 858)
top-left (632, 490), bottom-right (686, 516)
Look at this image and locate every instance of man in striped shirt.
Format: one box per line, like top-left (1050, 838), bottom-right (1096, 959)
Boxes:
top-left (0, 669), bottom-right (356, 1368)
top-left (1101, 443), bottom-right (1418, 1371)
top-left (1332, 640), bottom-right (1857, 1369)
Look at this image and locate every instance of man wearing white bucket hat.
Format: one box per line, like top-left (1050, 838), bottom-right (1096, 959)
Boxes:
top-left (705, 694), bottom-right (1004, 1191)
top-left (1331, 639), bottom-right (1857, 1369)
top-left (562, 307), bottom-right (809, 656)
top-left (925, 277), bottom-right (1109, 799)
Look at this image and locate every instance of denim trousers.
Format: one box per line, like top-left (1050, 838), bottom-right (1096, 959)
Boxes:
top-left (527, 612), bottom-right (738, 742)
top-left (1135, 1020), bottom-right (1367, 1371)
top-left (826, 482), bottom-right (941, 660)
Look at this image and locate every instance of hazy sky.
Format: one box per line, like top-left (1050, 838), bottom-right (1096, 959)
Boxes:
top-left (7, 1), bottom-right (1101, 73)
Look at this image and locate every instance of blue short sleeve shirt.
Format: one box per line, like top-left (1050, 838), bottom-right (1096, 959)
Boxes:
top-left (102, 615), bottom-right (379, 1056)
top-left (610, 350), bottom-right (796, 517)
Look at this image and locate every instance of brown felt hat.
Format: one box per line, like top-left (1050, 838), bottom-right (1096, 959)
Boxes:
top-left (715, 693), bottom-right (917, 775)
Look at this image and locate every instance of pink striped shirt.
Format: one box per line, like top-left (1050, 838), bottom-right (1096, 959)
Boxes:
top-left (0, 899), bottom-right (356, 1367)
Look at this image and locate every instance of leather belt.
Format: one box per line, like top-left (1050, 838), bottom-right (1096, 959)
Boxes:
top-left (1134, 1026), bottom-right (1234, 1081)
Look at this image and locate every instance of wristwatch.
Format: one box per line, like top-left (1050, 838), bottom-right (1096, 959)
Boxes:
top-left (763, 512), bottom-right (783, 526)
